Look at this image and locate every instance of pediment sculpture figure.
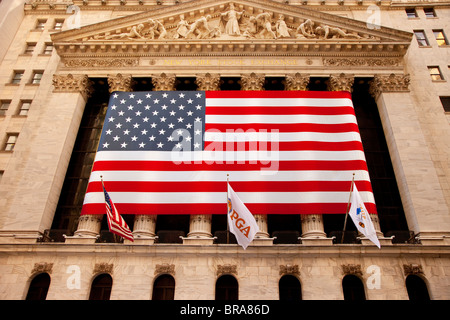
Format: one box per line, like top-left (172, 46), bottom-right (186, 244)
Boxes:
top-left (219, 3), bottom-right (245, 36)
top-left (185, 15), bottom-right (220, 39)
top-left (174, 14), bottom-right (189, 39)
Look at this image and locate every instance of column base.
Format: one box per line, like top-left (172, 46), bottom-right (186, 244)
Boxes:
top-left (126, 235), bottom-right (157, 245)
top-left (64, 234), bottom-right (99, 244)
top-left (251, 236), bottom-right (275, 246)
top-left (300, 237), bottom-right (334, 246)
top-left (359, 236), bottom-right (393, 246)
top-left (416, 232), bottom-right (450, 245)
top-left (182, 236), bottom-right (215, 245)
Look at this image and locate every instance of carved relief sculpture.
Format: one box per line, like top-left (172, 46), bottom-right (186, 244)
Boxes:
top-left (220, 3), bottom-right (245, 36)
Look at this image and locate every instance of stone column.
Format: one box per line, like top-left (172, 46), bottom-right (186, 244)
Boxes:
top-left (370, 74), bottom-right (450, 245)
top-left (284, 73), bottom-right (329, 243)
top-left (51, 74), bottom-right (96, 244)
top-left (240, 73), bottom-right (272, 244)
top-left (181, 73), bottom-right (221, 245)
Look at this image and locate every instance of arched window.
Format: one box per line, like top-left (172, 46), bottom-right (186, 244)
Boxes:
top-left (406, 275), bottom-right (430, 300)
top-left (89, 273), bottom-right (112, 300)
top-left (25, 273), bottom-right (50, 300)
top-left (279, 275), bottom-right (302, 301)
top-left (152, 274), bottom-right (175, 300)
top-left (342, 274), bottom-right (366, 300)
top-left (215, 275), bottom-right (238, 300)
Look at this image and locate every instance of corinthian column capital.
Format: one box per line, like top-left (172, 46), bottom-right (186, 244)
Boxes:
top-left (152, 73), bottom-right (176, 91)
top-left (369, 73), bottom-right (410, 99)
top-left (327, 73), bottom-right (355, 92)
top-left (195, 73), bottom-right (221, 91)
top-left (107, 73), bottom-right (135, 93)
top-left (52, 74), bottom-right (94, 100)
top-left (241, 73), bottom-right (265, 91)
top-left (285, 73), bottom-right (310, 91)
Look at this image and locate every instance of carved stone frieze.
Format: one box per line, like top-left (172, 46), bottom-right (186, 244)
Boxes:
top-left (285, 73), bottom-right (310, 91)
top-left (155, 264), bottom-right (176, 276)
top-left (52, 74), bottom-right (94, 99)
top-left (217, 264), bottom-right (238, 276)
top-left (107, 73), bottom-right (135, 92)
top-left (328, 73), bottom-right (354, 92)
top-left (342, 264), bottom-right (363, 276)
top-left (31, 262), bottom-right (53, 275)
top-left (279, 265), bottom-right (300, 276)
top-left (195, 73), bottom-right (221, 91)
top-left (369, 73), bottom-right (410, 99)
top-left (152, 73), bottom-right (176, 91)
top-left (94, 263), bottom-right (113, 274)
top-left (403, 264), bottom-right (424, 276)
top-left (323, 58), bottom-right (402, 67)
top-left (64, 58), bottom-right (139, 68)
top-left (241, 73), bottom-right (265, 91)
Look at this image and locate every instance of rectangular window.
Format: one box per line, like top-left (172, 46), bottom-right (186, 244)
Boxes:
top-left (43, 43), bottom-right (54, 55)
top-left (35, 19), bottom-right (47, 31)
top-left (406, 8), bottom-right (418, 18)
top-left (424, 7), bottom-right (437, 18)
top-left (11, 71), bottom-right (24, 84)
top-left (0, 100), bottom-right (11, 116)
top-left (433, 29), bottom-right (449, 46)
top-left (4, 134), bottom-right (18, 151)
top-left (18, 100), bottom-right (32, 116)
top-left (413, 30), bottom-right (429, 47)
top-left (428, 66), bottom-right (444, 81)
top-left (440, 97), bottom-right (450, 112)
top-left (53, 19), bottom-right (64, 31)
top-left (31, 71), bottom-right (44, 84)
top-left (24, 43), bottom-right (36, 55)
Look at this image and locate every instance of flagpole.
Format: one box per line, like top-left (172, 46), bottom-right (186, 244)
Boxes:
top-left (101, 175), bottom-right (119, 243)
top-left (226, 174), bottom-right (230, 245)
top-left (341, 173), bottom-right (355, 244)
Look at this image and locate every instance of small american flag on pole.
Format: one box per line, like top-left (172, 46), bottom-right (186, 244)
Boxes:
top-left (82, 90), bottom-right (376, 216)
top-left (102, 180), bottom-right (134, 241)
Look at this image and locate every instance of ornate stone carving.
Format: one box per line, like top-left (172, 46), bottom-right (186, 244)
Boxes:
top-left (217, 264), bottom-right (238, 276)
top-left (195, 73), bottom-right (221, 91)
top-left (64, 58), bottom-right (138, 68)
top-left (323, 58), bottom-right (401, 67)
top-left (152, 73), bottom-right (176, 91)
top-left (241, 73), bottom-right (265, 91)
top-left (155, 264), bottom-right (175, 276)
top-left (279, 265), bottom-right (300, 276)
top-left (219, 3), bottom-right (245, 37)
top-left (52, 74), bottom-right (94, 99)
top-left (108, 73), bottom-right (135, 93)
top-left (94, 263), bottom-right (113, 274)
top-left (285, 73), bottom-right (310, 91)
top-left (403, 264), bottom-right (424, 276)
top-left (369, 73), bottom-right (410, 99)
top-left (342, 264), bottom-right (363, 276)
top-left (327, 73), bottom-right (355, 92)
top-left (31, 262), bottom-right (53, 275)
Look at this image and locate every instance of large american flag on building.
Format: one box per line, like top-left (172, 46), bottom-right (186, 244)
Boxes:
top-left (81, 90), bottom-right (377, 216)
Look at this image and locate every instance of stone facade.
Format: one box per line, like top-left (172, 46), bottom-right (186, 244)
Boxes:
top-left (0, 0), bottom-right (449, 300)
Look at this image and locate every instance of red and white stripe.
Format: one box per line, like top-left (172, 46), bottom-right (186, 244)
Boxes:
top-left (82, 91), bottom-right (376, 216)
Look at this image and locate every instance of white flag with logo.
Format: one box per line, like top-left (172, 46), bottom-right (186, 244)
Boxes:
top-left (227, 183), bottom-right (259, 250)
top-left (348, 183), bottom-right (381, 248)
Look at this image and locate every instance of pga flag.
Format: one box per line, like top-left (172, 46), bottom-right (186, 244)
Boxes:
top-left (348, 183), bottom-right (380, 248)
top-left (227, 183), bottom-right (259, 249)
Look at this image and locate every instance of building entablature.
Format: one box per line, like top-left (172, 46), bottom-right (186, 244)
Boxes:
top-left (49, 0), bottom-right (412, 72)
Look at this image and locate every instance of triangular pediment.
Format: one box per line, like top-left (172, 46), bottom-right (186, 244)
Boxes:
top-left (52, 0), bottom-right (412, 58)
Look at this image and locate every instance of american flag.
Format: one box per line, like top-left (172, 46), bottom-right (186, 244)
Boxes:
top-left (81, 90), bottom-right (376, 216)
top-left (103, 184), bottom-right (134, 241)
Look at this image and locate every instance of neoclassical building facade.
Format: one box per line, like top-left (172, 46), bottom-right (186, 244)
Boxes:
top-left (0, 0), bottom-right (449, 300)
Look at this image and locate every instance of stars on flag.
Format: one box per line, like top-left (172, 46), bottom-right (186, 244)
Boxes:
top-left (99, 91), bottom-right (206, 151)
